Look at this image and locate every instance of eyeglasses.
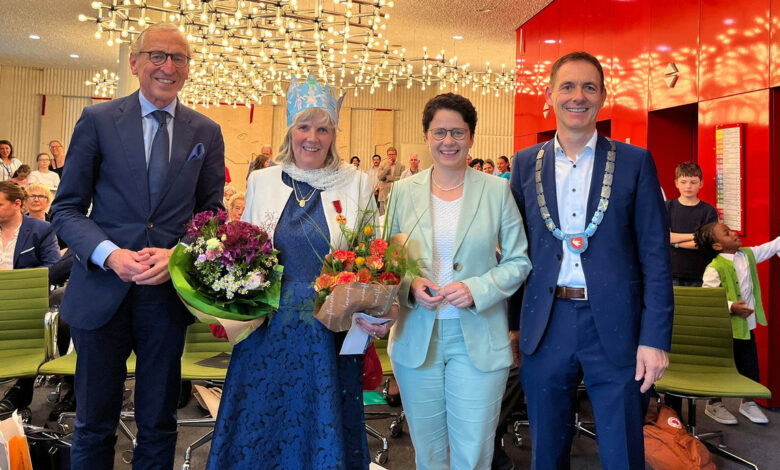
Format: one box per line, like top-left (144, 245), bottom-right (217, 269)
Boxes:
top-left (49, 145), bottom-right (62, 149)
top-left (428, 128), bottom-right (469, 141)
top-left (29, 195), bottom-right (49, 201)
top-left (139, 50), bottom-right (191, 68)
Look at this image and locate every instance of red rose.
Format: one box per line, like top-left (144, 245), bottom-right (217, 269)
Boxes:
top-left (379, 272), bottom-right (400, 285)
top-left (370, 238), bottom-right (388, 256)
top-left (357, 268), bottom-right (372, 283)
top-left (315, 274), bottom-right (336, 292)
top-left (366, 255), bottom-right (384, 271)
top-left (335, 271), bottom-right (358, 285)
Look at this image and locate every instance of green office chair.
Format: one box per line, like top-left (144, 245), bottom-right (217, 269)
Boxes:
top-left (38, 313), bottom-right (139, 462)
top-left (655, 286), bottom-right (771, 470)
top-left (179, 322), bottom-right (233, 470)
top-left (0, 268), bottom-right (51, 421)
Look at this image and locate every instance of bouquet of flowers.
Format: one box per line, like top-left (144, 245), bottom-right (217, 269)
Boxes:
top-left (312, 201), bottom-right (418, 332)
top-left (169, 209), bottom-right (283, 344)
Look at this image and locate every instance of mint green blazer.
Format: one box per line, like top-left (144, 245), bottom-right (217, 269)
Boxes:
top-left (387, 167), bottom-right (532, 372)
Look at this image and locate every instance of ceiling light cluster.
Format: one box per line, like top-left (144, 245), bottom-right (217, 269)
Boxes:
top-left (87, 69), bottom-right (119, 97)
top-left (80, 0), bottom-right (516, 105)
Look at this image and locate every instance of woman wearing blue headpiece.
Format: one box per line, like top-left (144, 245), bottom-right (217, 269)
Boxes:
top-left (386, 93), bottom-right (532, 469)
top-left (206, 77), bottom-right (392, 469)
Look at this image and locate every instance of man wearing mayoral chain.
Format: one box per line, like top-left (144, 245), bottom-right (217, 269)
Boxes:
top-left (510, 51), bottom-right (673, 469)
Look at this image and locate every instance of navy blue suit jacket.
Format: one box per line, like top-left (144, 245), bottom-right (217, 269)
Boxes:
top-left (51, 91), bottom-right (225, 330)
top-left (510, 135), bottom-right (673, 367)
top-left (13, 215), bottom-right (61, 271)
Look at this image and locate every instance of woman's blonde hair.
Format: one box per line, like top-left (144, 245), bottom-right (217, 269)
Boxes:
top-left (228, 191), bottom-right (245, 212)
top-left (25, 183), bottom-right (52, 211)
top-left (275, 107), bottom-right (341, 171)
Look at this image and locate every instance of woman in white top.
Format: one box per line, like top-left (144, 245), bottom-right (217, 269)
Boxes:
top-left (28, 153), bottom-right (60, 189)
top-left (0, 140), bottom-right (22, 183)
top-left (387, 93), bottom-right (532, 469)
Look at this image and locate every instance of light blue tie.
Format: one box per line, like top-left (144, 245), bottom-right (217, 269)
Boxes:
top-left (148, 110), bottom-right (170, 207)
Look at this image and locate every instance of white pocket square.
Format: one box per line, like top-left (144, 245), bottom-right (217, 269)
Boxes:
top-left (19, 247), bottom-right (34, 254)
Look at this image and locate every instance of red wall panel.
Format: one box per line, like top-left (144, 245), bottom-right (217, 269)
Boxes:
top-left (772, 0), bottom-right (780, 87)
top-left (648, 0), bottom-right (700, 110)
top-left (535, 1), bottom-right (561, 132)
top-left (611, 0), bottom-right (650, 146)
top-left (514, 22), bottom-right (541, 138)
top-left (699, 0), bottom-right (770, 101)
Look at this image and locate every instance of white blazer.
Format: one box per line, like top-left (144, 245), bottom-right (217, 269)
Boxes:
top-left (242, 165), bottom-right (375, 249)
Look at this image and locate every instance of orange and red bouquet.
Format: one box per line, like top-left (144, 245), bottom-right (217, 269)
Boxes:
top-left (312, 199), bottom-right (418, 332)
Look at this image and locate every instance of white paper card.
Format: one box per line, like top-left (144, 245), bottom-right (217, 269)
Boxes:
top-left (340, 312), bottom-right (391, 355)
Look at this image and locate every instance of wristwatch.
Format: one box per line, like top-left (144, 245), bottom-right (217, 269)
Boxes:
top-left (673, 242), bottom-right (680, 249)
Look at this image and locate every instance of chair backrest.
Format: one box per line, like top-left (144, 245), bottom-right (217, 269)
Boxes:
top-left (0, 268), bottom-right (49, 357)
top-left (669, 286), bottom-right (736, 371)
top-left (183, 322), bottom-right (233, 355)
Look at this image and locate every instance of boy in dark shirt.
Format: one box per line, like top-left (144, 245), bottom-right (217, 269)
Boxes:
top-left (666, 162), bottom-right (718, 286)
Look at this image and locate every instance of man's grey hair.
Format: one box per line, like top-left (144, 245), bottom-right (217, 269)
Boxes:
top-left (131, 23), bottom-right (189, 56)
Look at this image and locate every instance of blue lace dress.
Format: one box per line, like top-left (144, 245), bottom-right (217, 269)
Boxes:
top-left (206, 172), bottom-right (369, 469)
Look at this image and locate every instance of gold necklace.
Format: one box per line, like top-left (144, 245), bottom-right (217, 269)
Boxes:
top-left (292, 180), bottom-right (317, 207)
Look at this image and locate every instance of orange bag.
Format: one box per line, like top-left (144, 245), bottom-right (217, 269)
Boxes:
top-left (644, 404), bottom-right (716, 470)
top-left (0, 411), bottom-right (33, 470)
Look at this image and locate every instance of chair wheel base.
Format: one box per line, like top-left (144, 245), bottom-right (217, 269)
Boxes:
top-left (374, 450), bottom-right (388, 464)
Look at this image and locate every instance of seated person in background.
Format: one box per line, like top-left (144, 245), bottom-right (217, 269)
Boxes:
top-left (228, 192), bottom-right (245, 222)
top-left (469, 158), bottom-right (483, 172)
top-left (223, 184), bottom-right (236, 209)
top-left (0, 181), bottom-right (61, 415)
top-left (11, 165), bottom-right (31, 185)
top-left (667, 162), bottom-right (717, 286)
top-left (247, 144), bottom-right (273, 179)
top-left (483, 159), bottom-right (496, 175)
top-left (24, 183), bottom-right (52, 221)
top-left (28, 153), bottom-right (61, 189)
top-left (496, 156), bottom-right (511, 180)
top-left (696, 222), bottom-right (778, 425)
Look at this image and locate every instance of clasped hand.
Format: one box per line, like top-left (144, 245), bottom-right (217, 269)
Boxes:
top-left (355, 304), bottom-right (399, 339)
top-left (105, 247), bottom-right (173, 285)
top-left (411, 277), bottom-right (473, 310)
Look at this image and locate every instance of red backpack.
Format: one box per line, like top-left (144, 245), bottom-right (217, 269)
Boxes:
top-left (644, 404), bottom-right (716, 470)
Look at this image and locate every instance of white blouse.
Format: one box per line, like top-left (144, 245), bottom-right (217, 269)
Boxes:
top-left (431, 195), bottom-right (462, 320)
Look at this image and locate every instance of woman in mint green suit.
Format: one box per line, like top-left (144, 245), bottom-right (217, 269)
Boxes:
top-left (388, 93), bottom-right (531, 469)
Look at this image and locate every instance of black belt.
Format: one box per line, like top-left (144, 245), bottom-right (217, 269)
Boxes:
top-left (555, 286), bottom-right (587, 300)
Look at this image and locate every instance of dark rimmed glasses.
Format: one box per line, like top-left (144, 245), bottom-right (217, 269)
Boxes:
top-left (139, 50), bottom-right (191, 68)
top-left (429, 128), bottom-right (469, 141)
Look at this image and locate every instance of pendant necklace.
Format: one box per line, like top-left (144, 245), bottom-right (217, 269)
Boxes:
top-left (431, 170), bottom-right (464, 192)
top-left (292, 180), bottom-right (317, 207)
top-left (535, 138), bottom-right (616, 254)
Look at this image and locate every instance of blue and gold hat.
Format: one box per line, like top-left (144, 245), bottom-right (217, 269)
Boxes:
top-left (286, 75), bottom-right (345, 127)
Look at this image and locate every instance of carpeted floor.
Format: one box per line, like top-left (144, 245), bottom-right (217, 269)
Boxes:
top-left (5, 378), bottom-right (778, 469)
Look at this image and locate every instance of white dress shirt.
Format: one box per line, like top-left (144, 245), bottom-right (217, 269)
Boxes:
top-left (553, 130), bottom-right (598, 288)
top-left (28, 170), bottom-right (60, 188)
top-left (702, 236), bottom-right (780, 330)
top-left (0, 224), bottom-right (21, 270)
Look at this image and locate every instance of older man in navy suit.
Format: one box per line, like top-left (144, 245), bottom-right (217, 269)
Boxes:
top-left (510, 51), bottom-right (673, 469)
top-left (51, 23), bottom-right (224, 469)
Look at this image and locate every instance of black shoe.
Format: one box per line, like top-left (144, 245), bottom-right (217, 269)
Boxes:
top-left (0, 387), bottom-right (23, 414)
top-left (48, 391), bottom-right (76, 421)
top-left (491, 446), bottom-right (514, 470)
top-left (178, 381), bottom-right (193, 409)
